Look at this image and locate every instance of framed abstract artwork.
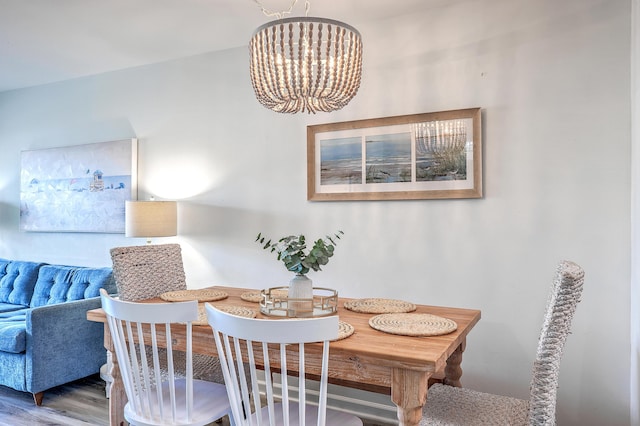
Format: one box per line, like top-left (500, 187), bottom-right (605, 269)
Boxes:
top-left (20, 138), bottom-right (138, 233)
top-left (307, 108), bottom-right (482, 201)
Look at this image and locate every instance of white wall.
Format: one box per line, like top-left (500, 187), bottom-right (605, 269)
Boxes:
top-left (631, 0), bottom-right (639, 423)
top-left (0, 0), bottom-right (631, 424)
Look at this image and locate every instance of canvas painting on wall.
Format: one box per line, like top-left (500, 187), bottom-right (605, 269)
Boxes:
top-left (20, 138), bottom-right (138, 233)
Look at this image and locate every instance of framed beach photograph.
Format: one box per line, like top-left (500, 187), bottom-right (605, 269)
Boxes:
top-left (307, 108), bottom-right (482, 201)
top-left (20, 138), bottom-right (138, 233)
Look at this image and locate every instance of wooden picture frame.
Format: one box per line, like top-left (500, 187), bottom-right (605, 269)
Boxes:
top-left (307, 108), bottom-right (482, 201)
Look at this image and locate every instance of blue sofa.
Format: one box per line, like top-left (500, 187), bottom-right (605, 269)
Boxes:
top-left (0, 258), bottom-right (116, 405)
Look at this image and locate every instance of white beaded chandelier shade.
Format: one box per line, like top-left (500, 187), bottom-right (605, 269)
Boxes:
top-left (249, 2), bottom-right (363, 114)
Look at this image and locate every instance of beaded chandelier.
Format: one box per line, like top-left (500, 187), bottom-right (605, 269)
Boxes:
top-left (249, 1), bottom-right (363, 114)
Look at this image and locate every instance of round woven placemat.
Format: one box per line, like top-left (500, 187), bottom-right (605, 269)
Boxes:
top-left (344, 298), bottom-right (417, 314)
top-left (269, 289), bottom-right (289, 298)
top-left (335, 321), bottom-right (355, 341)
top-left (240, 291), bottom-right (263, 303)
top-left (160, 289), bottom-right (228, 302)
top-left (369, 313), bottom-right (457, 337)
top-left (195, 304), bottom-right (257, 325)
top-left (241, 289), bottom-right (288, 303)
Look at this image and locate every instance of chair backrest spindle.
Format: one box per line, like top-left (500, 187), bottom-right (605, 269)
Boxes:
top-left (261, 340), bottom-right (275, 425)
top-left (318, 340), bottom-right (331, 426)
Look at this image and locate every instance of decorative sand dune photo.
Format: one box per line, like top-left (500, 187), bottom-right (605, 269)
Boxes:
top-left (320, 136), bottom-right (362, 185)
top-left (365, 132), bottom-right (412, 184)
top-left (415, 119), bottom-right (467, 182)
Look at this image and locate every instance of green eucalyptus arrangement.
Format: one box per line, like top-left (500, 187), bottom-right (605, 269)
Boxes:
top-left (255, 231), bottom-right (344, 275)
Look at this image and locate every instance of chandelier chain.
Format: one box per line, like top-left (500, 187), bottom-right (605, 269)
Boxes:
top-left (253, 0), bottom-right (310, 19)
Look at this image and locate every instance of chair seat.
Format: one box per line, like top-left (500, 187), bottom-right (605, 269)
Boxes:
top-left (420, 383), bottom-right (530, 426)
top-left (124, 379), bottom-right (231, 426)
top-left (253, 402), bottom-right (362, 426)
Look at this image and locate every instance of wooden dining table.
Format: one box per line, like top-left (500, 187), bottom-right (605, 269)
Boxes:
top-left (87, 285), bottom-right (481, 426)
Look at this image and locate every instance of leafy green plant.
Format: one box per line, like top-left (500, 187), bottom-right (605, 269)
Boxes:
top-left (255, 231), bottom-right (344, 275)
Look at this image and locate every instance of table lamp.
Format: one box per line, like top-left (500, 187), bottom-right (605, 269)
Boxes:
top-left (125, 200), bottom-right (177, 244)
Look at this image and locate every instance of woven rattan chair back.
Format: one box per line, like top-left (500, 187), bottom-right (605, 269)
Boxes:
top-left (99, 289), bottom-right (232, 426)
top-left (528, 260), bottom-right (584, 425)
top-left (110, 244), bottom-right (186, 302)
top-left (205, 304), bottom-right (362, 426)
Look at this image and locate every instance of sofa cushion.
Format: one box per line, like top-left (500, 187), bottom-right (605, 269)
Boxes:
top-left (0, 259), bottom-right (44, 306)
top-left (0, 311), bottom-right (27, 353)
top-left (0, 308), bottom-right (28, 318)
top-left (30, 265), bottom-right (114, 308)
top-left (0, 303), bottom-right (27, 313)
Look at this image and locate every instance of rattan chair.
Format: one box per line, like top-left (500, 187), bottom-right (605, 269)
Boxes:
top-left (110, 244), bottom-right (223, 384)
top-left (100, 289), bottom-right (233, 426)
top-left (420, 260), bottom-right (585, 426)
top-left (206, 304), bottom-right (363, 426)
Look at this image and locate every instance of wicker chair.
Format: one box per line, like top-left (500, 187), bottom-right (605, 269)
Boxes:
top-left (110, 244), bottom-right (223, 384)
top-left (420, 260), bottom-right (585, 426)
top-left (110, 244), bottom-right (187, 302)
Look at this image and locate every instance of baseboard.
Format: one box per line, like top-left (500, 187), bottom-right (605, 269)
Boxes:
top-left (259, 373), bottom-right (399, 425)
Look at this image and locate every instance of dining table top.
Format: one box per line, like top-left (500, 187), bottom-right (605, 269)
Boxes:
top-left (88, 284), bottom-right (481, 376)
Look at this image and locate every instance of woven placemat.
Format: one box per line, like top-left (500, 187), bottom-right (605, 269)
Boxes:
top-left (160, 289), bottom-right (228, 302)
top-left (369, 313), bottom-right (457, 337)
top-left (334, 321), bottom-right (355, 341)
top-left (344, 298), bottom-right (417, 314)
top-left (241, 289), bottom-right (288, 303)
top-left (240, 291), bottom-right (263, 303)
top-left (195, 304), bottom-right (257, 325)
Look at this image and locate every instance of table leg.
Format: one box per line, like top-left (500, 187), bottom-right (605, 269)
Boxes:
top-left (104, 324), bottom-right (128, 426)
top-left (391, 368), bottom-right (430, 426)
top-left (443, 339), bottom-right (466, 387)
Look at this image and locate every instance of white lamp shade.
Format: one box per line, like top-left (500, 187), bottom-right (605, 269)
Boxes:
top-left (125, 201), bottom-right (177, 238)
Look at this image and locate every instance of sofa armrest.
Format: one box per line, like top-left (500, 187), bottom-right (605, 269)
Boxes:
top-left (25, 297), bottom-right (106, 394)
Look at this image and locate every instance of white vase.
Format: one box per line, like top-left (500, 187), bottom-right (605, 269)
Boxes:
top-left (288, 274), bottom-right (313, 316)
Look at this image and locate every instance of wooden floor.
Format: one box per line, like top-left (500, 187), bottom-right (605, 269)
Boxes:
top-left (0, 375), bottom-right (108, 426)
top-left (0, 375), bottom-right (388, 425)
top-left (0, 375), bottom-right (233, 426)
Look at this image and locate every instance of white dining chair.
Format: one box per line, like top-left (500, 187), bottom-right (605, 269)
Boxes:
top-left (420, 260), bottom-right (585, 426)
top-left (99, 289), bottom-right (234, 426)
top-left (205, 304), bottom-right (363, 426)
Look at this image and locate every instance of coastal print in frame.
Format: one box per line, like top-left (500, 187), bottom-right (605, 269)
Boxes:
top-left (307, 108), bottom-right (482, 201)
top-left (20, 139), bottom-right (138, 233)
